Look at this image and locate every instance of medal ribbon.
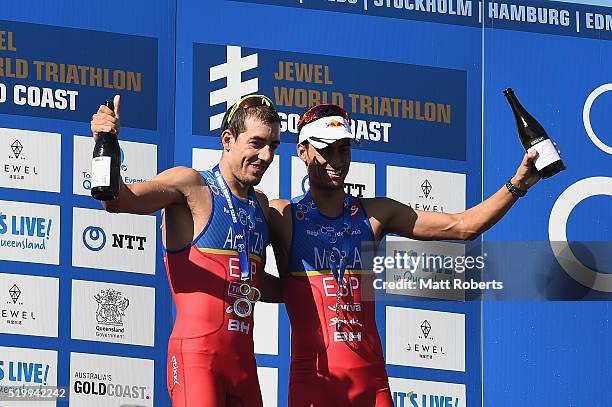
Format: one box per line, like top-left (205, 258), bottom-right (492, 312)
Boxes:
top-left (213, 165), bottom-right (256, 281)
top-left (307, 192), bottom-right (353, 329)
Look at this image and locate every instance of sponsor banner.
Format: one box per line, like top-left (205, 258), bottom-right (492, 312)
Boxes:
top-left (0, 20), bottom-right (157, 129)
top-left (71, 280), bottom-right (155, 347)
top-left (191, 148), bottom-right (280, 198)
top-left (0, 200), bottom-right (59, 265)
top-left (0, 346), bottom-right (57, 407)
top-left (69, 352), bottom-right (153, 406)
top-left (193, 44), bottom-right (466, 160)
top-left (291, 156), bottom-right (375, 198)
top-left (386, 306), bottom-right (465, 371)
top-left (72, 207), bottom-right (157, 274)
top-left (0, 128), bottom-right (61, 193)
top-left (384, 236), bottom-right (466, 300)
top-left (257, 367), bottom-right (278, 407)
top-left (389, 376), bottom-right (467, 407)
top-left (387, 166), bottom-right (466, 213)
top-left (235, 0), bottom-right (612, 41)
top-left (0, 273), bottom-right (58, 338)
top-left (73, 136), bottom-right (157, 196)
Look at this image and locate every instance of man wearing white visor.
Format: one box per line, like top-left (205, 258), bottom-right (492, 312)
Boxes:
top-left (268, 103), bottom-right (543, 406)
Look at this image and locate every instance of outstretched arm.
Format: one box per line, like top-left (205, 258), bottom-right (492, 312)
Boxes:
top-left (103, 166), bottom-right (203, 215)
top-left (375, 150), bottom-right (541, 241)
top-left (91, 95), bottom-right (202, 214)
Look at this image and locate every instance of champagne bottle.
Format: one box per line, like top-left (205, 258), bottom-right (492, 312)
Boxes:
top-left (91, 100), bottom-right (121, 201)
top-left (504, 88), bottom-right (566, 179)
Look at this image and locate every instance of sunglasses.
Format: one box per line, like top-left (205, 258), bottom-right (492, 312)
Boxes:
top-left (221, 94), bottom-right (274, 130)
top-left (297, 104), bottom-right (352, 133)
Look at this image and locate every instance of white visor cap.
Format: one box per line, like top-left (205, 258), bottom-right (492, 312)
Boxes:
top-left (298, 115), bottom-right (356, 150)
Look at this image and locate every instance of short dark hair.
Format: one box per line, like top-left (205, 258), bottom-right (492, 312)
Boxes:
top-left (221, 105), bottom-right (280, 140)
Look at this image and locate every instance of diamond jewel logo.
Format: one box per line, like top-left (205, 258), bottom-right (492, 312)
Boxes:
top-left (95, 289), bottom-right (130, 326)
top-left (9, 284), bottom-right (21, 304)
top-left (420, 320), bottom-right (431, 339)
top-left (387, 307), bottom-right (464, 371)
top-left (420, 179), bottom-right (432, 199)
top-left (10, 139), bottom-right (24, 159)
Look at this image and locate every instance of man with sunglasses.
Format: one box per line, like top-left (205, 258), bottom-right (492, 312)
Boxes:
top-left (268, 103), bottom-right (542, 406)
top-left (91, 94), bottom-right (281, 407)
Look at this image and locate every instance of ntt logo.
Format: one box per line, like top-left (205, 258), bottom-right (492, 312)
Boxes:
top-left (82, 226), bottom-right (106, 252)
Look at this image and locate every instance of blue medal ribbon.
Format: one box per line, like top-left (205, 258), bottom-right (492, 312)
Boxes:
top-left (308, 191), bottom-right (352, 289)
top-left (213, 165), bottom-right (256, 281)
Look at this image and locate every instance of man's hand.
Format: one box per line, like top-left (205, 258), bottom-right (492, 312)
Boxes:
top-left (510, 141), bottom-right (561, 191)
top-left (510, 149), bottom-right (540, 192)
top-left (91, 94), bottom-right (121, 141)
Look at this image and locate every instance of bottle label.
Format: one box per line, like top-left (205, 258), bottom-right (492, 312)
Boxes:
top-left (91, 156), bottom-right (111, 187)
top-left (528, 139), bottom-right (561, 171)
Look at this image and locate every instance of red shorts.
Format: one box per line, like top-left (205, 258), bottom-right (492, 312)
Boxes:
top-left (289, 364), bottom-right (392, 407)
top-left (167, 337), bottom-right (263, 407)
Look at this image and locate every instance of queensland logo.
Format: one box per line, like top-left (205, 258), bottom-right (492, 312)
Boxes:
top-left (83, 226), bottom-right (106, 251)
top-left (94, 289), bottom-right (129, 340)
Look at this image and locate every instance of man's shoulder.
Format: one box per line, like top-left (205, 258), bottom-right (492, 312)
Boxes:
top-left (163, 166), bottom-right (205, 186)
top-left (254, 189), bottom-right (270, 205)
top-left (359, 196), bottom-right (387, 210)
top-left (269, 198), bottom-right (291, 212)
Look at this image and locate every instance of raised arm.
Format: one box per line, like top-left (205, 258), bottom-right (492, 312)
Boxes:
top-left (90, 95), bottom-right (202, 215)
top-left (103, 166), bottom-right (203, 215)
top-left (370, 150), bottom-right (541, 241)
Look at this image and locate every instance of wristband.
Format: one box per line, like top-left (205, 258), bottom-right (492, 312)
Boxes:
top-left (506, 179), bottom-right (527, 198)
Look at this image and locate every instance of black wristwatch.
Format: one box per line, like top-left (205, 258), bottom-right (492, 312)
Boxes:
top-left (506, 179), bottom-right (527, 198)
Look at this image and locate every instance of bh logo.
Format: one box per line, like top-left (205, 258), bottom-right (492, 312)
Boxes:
top-left (549, 84), bottom-right (612, 292)
top-left (83, 226), bottom-right (106, 251)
